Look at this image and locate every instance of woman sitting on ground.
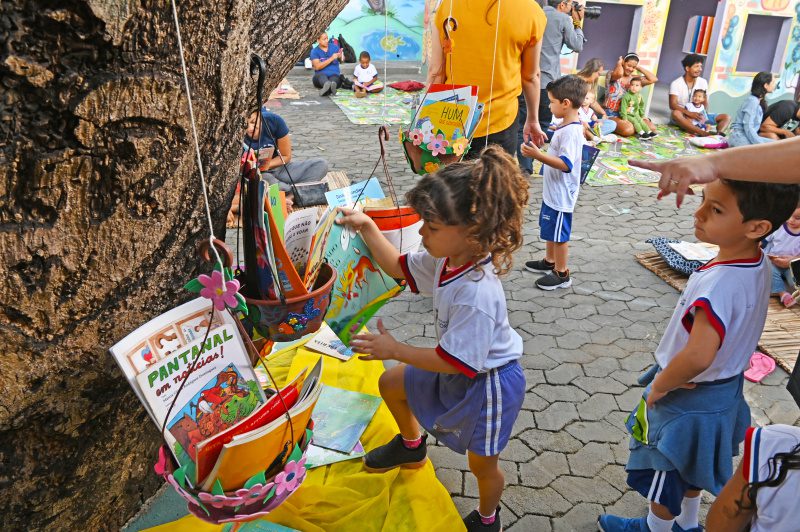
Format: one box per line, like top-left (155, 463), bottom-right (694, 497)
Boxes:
top-left (310, 32), bottom-right (345, 96)
top-left (728, 71), bottom-right (776, 148)
top-left (603, 53), bottom-right (658, 137)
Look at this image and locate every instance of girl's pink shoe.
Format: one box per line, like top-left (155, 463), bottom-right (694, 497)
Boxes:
top-left (780, 292), bottom-right (796, 308)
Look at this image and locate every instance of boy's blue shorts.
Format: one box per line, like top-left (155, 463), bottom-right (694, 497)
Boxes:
top-left (627, 469), bottom-right (701, 517)
top-left (539, 202), bottom-right (572, 243)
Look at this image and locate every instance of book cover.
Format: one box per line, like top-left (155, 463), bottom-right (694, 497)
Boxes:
top-left (701, 17), bottom-right (714, 54)
top-left (134, 324), bottom-right (266, 475)
top-left (323, 217), bottom-right (404, 344)
top-left (193, 367), bottom-right (308, 484)
top-left (267, 184), bottom-right (286, 236)
top-left (304, 322), bottom-right (355, 361)
top-left (109, 298), bottom-right (235, 420)
top-left (324, 177), bottom-right (385, 209)
top-left (696, 17), bottom-right (708, 54)
top-left (264, 190), bottom-right (308, 299)
top-left (306, 441), bottom-right (365, 469)
top-left (282, 208), bottom-right (317, 276)
top-left (689, 16), bottom-right (701, 53)
top-left (310, 385), bottom-right (381, 453)
top-left (302, 205), bottom-right (338, 290)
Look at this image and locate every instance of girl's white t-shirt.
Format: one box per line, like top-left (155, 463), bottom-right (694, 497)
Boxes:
top-left (764, 223), bottom-right (800, 257)
top-left (353, 64), bottom-right (378, 83)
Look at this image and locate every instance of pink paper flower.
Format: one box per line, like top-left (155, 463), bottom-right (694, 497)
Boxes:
top-left (198, 270), bottom-right (240, 311)
top-left (273, 458), bottom-right (307, 497)
top-left (427, 134), bottom-right (449, 157)
top-left (234, 482), bottom-right (275, 506)
top-left (198, 491), bottom-right (245, 509)
top-left (408, 129), bottom-right (424, 146)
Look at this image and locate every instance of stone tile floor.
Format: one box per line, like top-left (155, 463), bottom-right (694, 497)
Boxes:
top-left (128, 64), bottom-right (800, 531)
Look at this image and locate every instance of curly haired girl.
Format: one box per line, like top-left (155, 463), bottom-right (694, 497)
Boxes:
top-left (337, 145), bottom-right (529, 532)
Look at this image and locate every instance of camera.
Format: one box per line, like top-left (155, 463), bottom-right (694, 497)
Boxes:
top-left (572, 1), bottom-right (602, 19)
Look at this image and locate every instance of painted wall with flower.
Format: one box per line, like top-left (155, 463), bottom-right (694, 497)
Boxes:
top-left (327, 0), bottom-right (425, 62)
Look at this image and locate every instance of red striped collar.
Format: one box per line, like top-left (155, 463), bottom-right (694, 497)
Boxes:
top-left (439, 256), bottom-right (492, 286)
top-left (696, 252), bottom-right (763, 271)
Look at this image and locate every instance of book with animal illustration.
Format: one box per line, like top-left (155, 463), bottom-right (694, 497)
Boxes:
top-left (413, 84), bottom-right (480, 143)
top-left (109, 298), bottom-right (239, 419)
top-left (323, 214), bottom-right (405, 344)
top-left (132, 323), bottom-right (266, 476)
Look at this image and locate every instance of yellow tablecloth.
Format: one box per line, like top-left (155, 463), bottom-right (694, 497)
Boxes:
top-left (148, 347), bottom-right (464, 532)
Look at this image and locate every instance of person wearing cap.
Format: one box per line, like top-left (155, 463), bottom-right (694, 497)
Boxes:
top-left (603, 52), bottom-right (658, 137)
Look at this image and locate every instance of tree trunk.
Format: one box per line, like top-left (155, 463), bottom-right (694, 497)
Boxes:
top-left (0, 0), bottom-right (346, 528)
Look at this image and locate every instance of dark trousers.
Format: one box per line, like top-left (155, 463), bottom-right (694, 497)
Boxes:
top-left (312, 73), bottom-right (343, 89)
top-left (516, 89), bottom-right (552, 173)
top-left (464, 119), bottom-right (519, 160)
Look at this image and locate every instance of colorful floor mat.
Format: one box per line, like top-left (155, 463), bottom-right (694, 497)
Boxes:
top-left (585, 126), bottom-right (707, 187)
top-left (331, 88), bottom-right (415, 125)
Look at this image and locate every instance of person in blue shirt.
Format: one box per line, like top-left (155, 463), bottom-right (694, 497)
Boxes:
top-left (310, 32), bottom-right (345, 96)
top-left (241, 107), bottom-right (329, 204)
top-left (729, 72), bottom-right (777, 148)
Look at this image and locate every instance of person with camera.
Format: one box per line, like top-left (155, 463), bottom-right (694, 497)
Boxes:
top-left (517, 0), bottom-right (586, 173)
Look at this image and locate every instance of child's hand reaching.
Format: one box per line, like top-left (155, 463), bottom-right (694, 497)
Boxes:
top-left (335, 207), bottom-right (375, 232)
top-left (520, 140), bottom-right (541, 159)
top-left (350, 319), bottom-right (400, 361)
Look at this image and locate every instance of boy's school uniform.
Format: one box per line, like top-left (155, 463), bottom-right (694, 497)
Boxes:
top-left (353, 63), bottom-right (378, 84)
top-left (764, 223), bottom-right (800, 257)
top-left (743, 424), bottom-right (800, 532)
top-left (398, 250), bottom-right (525, 456)
top-left (624, 254), bottom-right (770, 508)
top-left (540, 121), bottom-right (583, 243)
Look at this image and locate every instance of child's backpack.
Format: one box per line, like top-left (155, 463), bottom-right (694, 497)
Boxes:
top-left (338, 34), bottom-right (357, 63)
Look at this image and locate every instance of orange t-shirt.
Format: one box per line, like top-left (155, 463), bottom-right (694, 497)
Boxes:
top-left (435, 0), bottom-right (546, 137)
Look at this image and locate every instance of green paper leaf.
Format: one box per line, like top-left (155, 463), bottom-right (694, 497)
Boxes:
top-left (287, 443), bottom-right (303, 464)
top-left (184, 278), bottom-right (204, 293)
top-left (195, 499), bottom-right (211, 516)
top-left (223, 267), bottom-right (235, 281)
top-left (305, 428), bottom-right (313, 445)
top-left (263, 485), bottom-right (277, 504)
top-left (244, 470), bottom-right (267, 490)
top-left (173, 467), bottom-right (187, 488)
top-left (234, 293), bottom-right (248, 316)
top-left (212, 479), bottom-right (225, 496)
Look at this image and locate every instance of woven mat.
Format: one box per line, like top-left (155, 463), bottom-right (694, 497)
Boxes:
top-left (635, 251), bottom-right (800, 372)
top-left (330, 87), bottom-right (414, 125)
top-left (586, 126), bottom-right (707, 187)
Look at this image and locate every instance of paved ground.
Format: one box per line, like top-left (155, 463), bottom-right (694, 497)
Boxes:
top-left (126, 64), bottom-right (799, 531)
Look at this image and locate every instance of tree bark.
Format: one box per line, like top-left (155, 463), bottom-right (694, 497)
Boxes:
top-left (0, 0), bottom-right (346, 528)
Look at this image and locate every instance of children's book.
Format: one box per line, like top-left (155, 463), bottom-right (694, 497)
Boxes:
top-left (133, 323), bottom-right (266, 476)
top-left (109, 298), bottom-right (237, 419)
top-left (264, 188), bottom-right (308, 299)
top-left (306, 441), bottom-right (365, 469)
top-left (282, 208), bottom-right (317, 276)
top-left (668, 241), bottom-right (719, 262)
top-left (324, 177), bottom-right (385, 209)
top-left (304, 322), bottom-right (355, 361)
top-left (267, 184), bottom-right (287, 236)
top-left (580, 145), bottom-right (600, 184)
top-left (323, 215), bottom-right (405, 344)
top-left (414, 84), bottom-right (479, 143)
top-left (310, 385), bottom-right (381, 453)
top-left (302, 205), bottom-right (338, 290)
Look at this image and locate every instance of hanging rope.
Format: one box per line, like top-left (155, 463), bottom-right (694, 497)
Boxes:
top-left (169, 0), bottom-right (224, 272)
top-left (484, 0), bottom-right (502, 147)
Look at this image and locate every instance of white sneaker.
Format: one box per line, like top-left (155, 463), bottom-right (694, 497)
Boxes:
top-left (601, 133), bottom-right (617, 143)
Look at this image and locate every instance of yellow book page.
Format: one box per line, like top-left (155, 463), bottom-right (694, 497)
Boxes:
top-left (416, 101), bottom-right (471, 141)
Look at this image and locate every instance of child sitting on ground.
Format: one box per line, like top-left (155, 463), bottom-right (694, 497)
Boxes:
top-left (620, 77), bottom-right (657, 140)
top-left (764, 204), bottom-right (800, 307)
top-left (598, 179), bottom-right (800, 532)
top-left (337, 146), bottom-right (529, 532)
top-left (683, 89), bottom-right (711, 132)
top-left (353, 51), bottom-right (383, 97)
top-left (579, 91), bottom-right (602, 143)
top-left (520, 75), bottom-right (586, 291)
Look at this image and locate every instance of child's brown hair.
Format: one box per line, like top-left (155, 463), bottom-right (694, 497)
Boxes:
top-left (405, 145), bottom-right (529, 275)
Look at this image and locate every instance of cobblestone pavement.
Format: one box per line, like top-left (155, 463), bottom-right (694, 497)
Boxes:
top-left (236, 66), bottom-right (800, 530)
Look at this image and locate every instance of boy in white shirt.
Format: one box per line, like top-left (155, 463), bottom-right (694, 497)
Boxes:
top-left (520, 75), bottom-right (586, 290)
top-left (353, 51), bottom-right (383, 97)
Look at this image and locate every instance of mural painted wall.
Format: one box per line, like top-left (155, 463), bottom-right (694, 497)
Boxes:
top-left (327, 0), bottom-right (425, 62)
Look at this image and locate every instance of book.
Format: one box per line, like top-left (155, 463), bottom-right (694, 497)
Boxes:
top-left (264, 189), bottom-right (308, 299)
top-left (304, 322), bottom-right (355, 361)
top-left (323, 215), bottom-right (405, 344)
top-left (193, 367), bottom-right (308, 484)
top-left (310, 385), bottom-right (381, 453)
top-left (324, 177), bottom-right (385, 209)
top-left (306, 441), bottom-right (365, 469)
top-left (302, 205), bottom-right (338, 290)
top-left (109, 298), bottom-right (238, 420)
top-left (696, 17), bottom-right (708, 54)
top-left (668, 241), bottom-right (718, 262)
top-left (701, 17), bottom-right (714, 54)
top-left (580, 145), bottom-right (600, 184)
top-left (133, 323), bottom-right (266, 474)
top-left (267, 183), bottom-right (287, 236)
top-left (202, 370), bottom-right (322, 490)
top-left (414, 84), bottom-right (480, 143)
top-left (282, 208), bottom-right (317, 276)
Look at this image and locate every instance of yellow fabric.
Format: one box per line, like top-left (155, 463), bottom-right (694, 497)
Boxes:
top-left (147, 348), bottom-right (464, 532)
top-left (435, 0), bottom-right (546, 137)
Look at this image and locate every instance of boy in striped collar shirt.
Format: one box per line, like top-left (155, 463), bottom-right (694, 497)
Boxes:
top-left (599, 179), bottom-right (799, 532)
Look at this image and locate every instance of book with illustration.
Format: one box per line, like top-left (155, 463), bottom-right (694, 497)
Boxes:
top-left (412, 84), bottom-right (480, 143)
top-left (310, 385), bottom-right (381, 453)
top-left (323, 214), bottom-right (405, 344)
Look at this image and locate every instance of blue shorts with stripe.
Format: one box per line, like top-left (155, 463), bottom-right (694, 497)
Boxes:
top-left (627, 469), bottom-right (701, 517)
top-left (404, 361), bottom-right (525, 456)
top-left (539, 202), bottom-right (572, 243)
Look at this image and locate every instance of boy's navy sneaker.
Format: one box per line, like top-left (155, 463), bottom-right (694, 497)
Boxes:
top-left (647, 131), bottom-right (658, 139)
top-left (536, 269), bottom-right (572, 290)
top-left (463, 506), bottom-right (501, 532)
top-left (525, 258), bottom-right (555, 272)
top-left (637, 132), bottom-right (652, 141)
top-left (363, 434), bottom-right (427, 473)
top-left (597, 515), bottom-right (650, 532)
top-left (672, 523), bottom-right (703, 532)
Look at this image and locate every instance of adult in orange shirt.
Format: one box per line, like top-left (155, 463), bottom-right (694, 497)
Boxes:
top-left (428, 0), bottom-right (548, 159)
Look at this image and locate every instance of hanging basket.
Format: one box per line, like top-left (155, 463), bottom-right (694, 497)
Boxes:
top-left (155, 420), bottom-right (314, 525)
top-left (400, 130), bottom-right (471, 176)
top-left (241, 262), bottom-right (337, 342)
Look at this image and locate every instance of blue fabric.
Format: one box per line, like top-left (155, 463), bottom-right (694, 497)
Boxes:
top-left (729, 95), bottom-right (773, 147)
top-left (627, 469), bottom-right (698, 517)
top-left (559, 155), bottom-right (574, 173)
top-left (625, 372), bottom-right (750, 495)
top-left (598, 119), bottom-right (617, 135)
top-left (539, 202), bottom-right (572, 243)
top-left (771, 263), bottom-right (793, 294)
top-left (647, 237), bottom-right (705, 276)
top-left (404, 361), bottom-right (525, 456)
top-left (243, 109), bottom-right (289, 151)
top-left (310, 43), bottom-right (341, 77)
